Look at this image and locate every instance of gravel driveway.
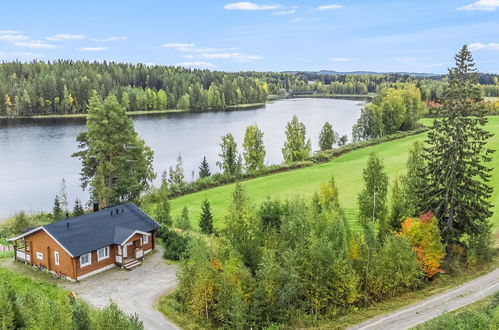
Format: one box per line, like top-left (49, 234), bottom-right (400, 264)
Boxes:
top-left (349, 268), bottom-right (499, 330)
top-left (65, 247), bottom-right (180, 330)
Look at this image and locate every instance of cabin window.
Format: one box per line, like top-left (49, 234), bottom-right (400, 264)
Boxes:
top-left (143, 234), bottom-right (149, 245)
top-left (97, 246), bottom-right (110, 261)
top-left (54, 251), bottom-right (60, 266)
top-left (80, 253), bottom-right (91, 267)
top-left (36, 252), bottom-right (44, 260)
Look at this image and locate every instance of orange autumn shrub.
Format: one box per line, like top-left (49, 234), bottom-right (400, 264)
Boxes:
top-left (399, 211), bottom-right (445, 278)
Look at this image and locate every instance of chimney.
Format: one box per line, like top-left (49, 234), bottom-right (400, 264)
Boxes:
top-left (93, 203), bottom-right (99, 212)
top-left (66, 222), bottom-right (70, 229)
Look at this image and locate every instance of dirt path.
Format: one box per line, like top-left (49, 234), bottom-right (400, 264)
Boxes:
top-left (349, 268), bottom-right (499, 330)
top-left (65, 247), bottom-right (180, 330)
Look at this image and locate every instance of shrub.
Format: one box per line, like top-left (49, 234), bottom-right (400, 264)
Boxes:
top-left (399, 212), bottom-right (445, 278)
top-left (157, 227), bottom-right (191, 260)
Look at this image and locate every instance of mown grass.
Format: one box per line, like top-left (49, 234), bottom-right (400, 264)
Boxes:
top-left (0, 266), bottom-right (67, 300)
top-left (412, 291), bottom-right (496, 329)
top-left (167, 116), bottom-right (499, 232)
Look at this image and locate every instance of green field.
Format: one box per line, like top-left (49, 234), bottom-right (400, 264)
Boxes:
top-left (163, 117), bottom-right (499, 232)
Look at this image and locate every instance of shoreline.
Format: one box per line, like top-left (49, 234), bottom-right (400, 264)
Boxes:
top-left (0, 95), bottom-right (371, 120)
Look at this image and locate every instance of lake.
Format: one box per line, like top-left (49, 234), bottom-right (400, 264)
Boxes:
top-left (0, 98), bottom-right (364, 220)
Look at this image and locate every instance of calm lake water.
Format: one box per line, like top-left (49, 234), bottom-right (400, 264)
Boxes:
top-left (0, 98), bottom-right (364, 220)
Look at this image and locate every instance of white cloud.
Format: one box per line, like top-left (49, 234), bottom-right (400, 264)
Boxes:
top-left (0, 34), bottom-right (30, 41)
top-left (14, 41), bottom-right (59, 49)
top-left (330, 57), bottom-right (351, 62)
top-left (469, 42), bottom-right (499, 50)
top-left (45, 33), bottom-right (85, 41)
top-left (224, 2), bottom-right (282, 10)
top-left (458, 0), bottom-right (499, 11)
top-left (77, 47), bottom-right (107, 51)
top-left (177, 61), bottom-right (215, 69)
top-left (290, 17), bottom-right (320, 23)
top-left (0, 30), bottom-right (22, 34)
top-left (197, 52), bottom-right (264, 61)
top-left (271, 9), bottom-right (295, 15)
top-left (162, 43), bottom-right (195, 48)
top-left (314, 4), bottom-right (344, 11)
top-left (92, 36), bottom-right (127, 42)
top-left (162, 43), bottom-right (238, 53)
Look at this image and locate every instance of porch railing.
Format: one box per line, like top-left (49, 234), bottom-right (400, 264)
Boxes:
top-left (16, 250), bottom-right (30, 262)
top-left (135, 249), bottom-right (143, 259)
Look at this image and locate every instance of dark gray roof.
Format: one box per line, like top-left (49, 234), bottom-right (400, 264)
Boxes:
top-left (43, 203), bottom-right (160, 257)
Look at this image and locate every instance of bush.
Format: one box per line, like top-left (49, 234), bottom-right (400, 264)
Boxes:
top-left (157, 227), bottom-right (191, 260)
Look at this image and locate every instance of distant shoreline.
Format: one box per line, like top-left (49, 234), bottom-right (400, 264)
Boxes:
top-left (0, 95), bottom-right (371, 120)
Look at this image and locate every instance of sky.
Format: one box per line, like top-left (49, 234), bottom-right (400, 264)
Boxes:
top-left (1, 0), bottom-right (499, 73)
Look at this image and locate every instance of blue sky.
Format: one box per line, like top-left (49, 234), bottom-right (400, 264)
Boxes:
top-left (1, 0), bottom-right (499, 73)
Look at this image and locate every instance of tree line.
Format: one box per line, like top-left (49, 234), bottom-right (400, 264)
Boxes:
top-left (2, 60), bottom-right (498, 117)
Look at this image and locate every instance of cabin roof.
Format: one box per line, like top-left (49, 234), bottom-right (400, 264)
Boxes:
top-left (9, 202), bottom-right (160, 257)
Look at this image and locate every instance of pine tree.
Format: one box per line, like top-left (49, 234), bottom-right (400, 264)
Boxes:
top-left (72, 91), bottom-right (155, 209)
top-left (318, 122), bottom-right (338, 151)
top-left (198, 156), bottom-right (211, 178)
top-left (421, 45), bottom-right (494, 256)
top-left (52, 195), bottom-right (64, 221)
top-left (357, 153), bottom-right (388, 229)
top-left (199, 199), bottom-right (214, 234)
top-left (72, 199), bottom-right (85, 217)
top-left (243, 125), bottom-right (266, 172)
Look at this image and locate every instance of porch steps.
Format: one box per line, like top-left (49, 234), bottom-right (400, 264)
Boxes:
top-left (123, 259), bottom-right (141, 270)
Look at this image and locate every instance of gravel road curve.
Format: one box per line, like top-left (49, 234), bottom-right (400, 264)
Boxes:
top-left (349, 268), bottom-right (499, 330)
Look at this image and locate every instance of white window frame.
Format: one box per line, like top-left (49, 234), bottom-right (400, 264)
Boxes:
top-left (97, 246), bottom-right (110, 261)
top-left (36, 252), bottom-right (44, 260)
top-left (54, 251), bottom-right (60, 266)
top-left (143, 234), bottom-right (149, 245)
top-left (80, 253), bottom-right (92, 268)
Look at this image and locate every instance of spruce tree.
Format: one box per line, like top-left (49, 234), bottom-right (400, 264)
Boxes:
top-left (176, 206), bottom-right (191, 230)
top-left (199, 199), bottom-right (214, 234)
top-left (72, 199), bottom-right (85, 217)
top-left (357, 153), bottom-right (388, 229)
top-left (52, 195), bottom-right (64, 221)
top-left (198, 156), bottom-right (211, 178)
top-left (422, 45), bottom-right (494, 255)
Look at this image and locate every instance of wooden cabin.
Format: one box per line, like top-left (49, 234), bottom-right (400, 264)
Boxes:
top-left (7, 202), bottom-right (160, 281)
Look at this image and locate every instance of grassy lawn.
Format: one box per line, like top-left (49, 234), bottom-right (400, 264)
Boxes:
top-left (413, 290), bottom-right (497, 329)
top-left (166, 116), bottom-right (499, 232)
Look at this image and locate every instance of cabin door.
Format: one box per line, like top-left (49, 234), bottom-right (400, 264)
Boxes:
top-left (123, 244), bottom-right (128, 258)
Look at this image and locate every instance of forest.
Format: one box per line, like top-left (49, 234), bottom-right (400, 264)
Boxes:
top-left (1, 61), bottom-right (499, 117)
